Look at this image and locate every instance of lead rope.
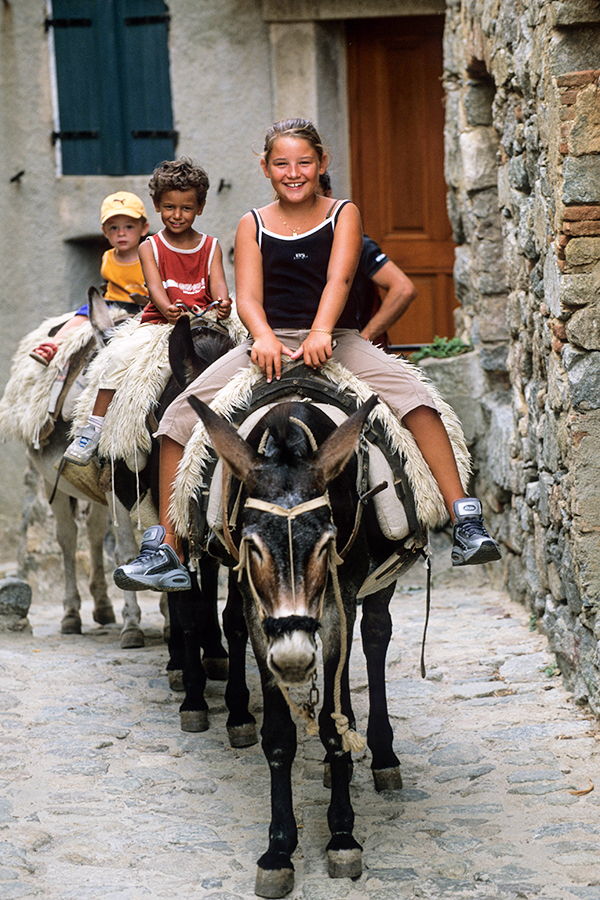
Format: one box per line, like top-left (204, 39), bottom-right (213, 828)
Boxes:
top-left (327, 543), bottom-right (366, 753)
top-left (110, 434), bottom-right (118, 524)
top-left (420, 543), bottom-right (432, 678)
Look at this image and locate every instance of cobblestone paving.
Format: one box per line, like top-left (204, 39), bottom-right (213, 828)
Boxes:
top-left (1, 536), bottom-right (599, 900)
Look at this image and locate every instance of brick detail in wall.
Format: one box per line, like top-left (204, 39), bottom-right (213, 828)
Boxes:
top-left (557, 69), bottom-right (600, 154)
top-left (555, 70), bottom-right (600, 267)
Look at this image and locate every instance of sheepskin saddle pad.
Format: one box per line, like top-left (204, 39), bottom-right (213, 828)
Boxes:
top-left (172, 355), bottom-right (472, 555)
top-left (0, 308), bottom-right (126, 449)
top-left (72, 310), bottom-right (248, 470)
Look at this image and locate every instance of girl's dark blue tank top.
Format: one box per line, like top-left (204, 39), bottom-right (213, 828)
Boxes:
top-left (251, 200), bottom-right (360, 330)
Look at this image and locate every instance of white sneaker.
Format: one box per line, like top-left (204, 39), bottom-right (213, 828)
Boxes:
top-left (64, 425), bottom-right (101, 466)
top-left (451, 498), bottom-right (502, 566)
top-left (113, 525), bottom-right (191, 592)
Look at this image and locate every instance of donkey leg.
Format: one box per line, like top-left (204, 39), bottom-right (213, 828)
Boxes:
top-left (320, 627), bottom-right (362, 880)
top-left (84, 501), bottom-right (117, 628)
top-left (49, 490), bottom-right (83, 634)
top-left (254, 661), bottom-right (297, 899)
top-left (223, 574), bottom-right (256, 748)
top-left (166, 591), bottom-right (185, 691)
top-left (173, 578), bottom-right (209, 732)
top-left (111, 497), bottom-right (144, 649)
top-left (197, 556), bottom-right (228, 681)
top-left (360, 588), bottom-right (402, 791)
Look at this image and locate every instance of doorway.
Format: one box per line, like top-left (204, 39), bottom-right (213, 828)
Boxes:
top-left (347, 15), bottom-right (456, 347)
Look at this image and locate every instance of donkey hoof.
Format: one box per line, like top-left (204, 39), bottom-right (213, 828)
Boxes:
top-left (202, 656), bottom-right (229, 681)
top-left (255, 855), bottom-right (294, 899)
top-left (327, 846), bottom-right (362, 879)
top-left (120, 626), bottom-right (145, 649)
top-left (61, 612), bottom-right (82, 634)
top-left (227, 722), bottom-right (258, 748)
top-left (180, 710), bottom-right (208, 733)
top-left (93, 604), bottom-right (116, 626)
top-left (327, 835), bottom-right (362, 879)
top-left (373, 766), bottom-right (403, 792)
top-left (167, 669), bottom-right (184, 692)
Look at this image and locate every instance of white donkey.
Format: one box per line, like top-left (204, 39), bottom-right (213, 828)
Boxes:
top-left (0, 289), bottom-right (148, 648)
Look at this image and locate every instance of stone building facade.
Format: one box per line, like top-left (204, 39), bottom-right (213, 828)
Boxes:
top-left (442, 0), bottom-right (600, 711)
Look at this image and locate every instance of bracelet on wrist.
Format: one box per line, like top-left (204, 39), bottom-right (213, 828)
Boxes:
top-left (310, 328), bottom-right (332, 335)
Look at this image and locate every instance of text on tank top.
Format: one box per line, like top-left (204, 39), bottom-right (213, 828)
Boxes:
top-left (253, 200), bottom-right (360, 330)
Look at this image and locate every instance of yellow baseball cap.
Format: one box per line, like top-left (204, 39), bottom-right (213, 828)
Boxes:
top-left (101, 191), bottom-right (147, 224)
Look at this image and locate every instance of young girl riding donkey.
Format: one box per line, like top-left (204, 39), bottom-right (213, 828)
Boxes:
top-left (64, 157), bottom-right (232, 469)
top-left (115, 118), bottom-right (500, 593)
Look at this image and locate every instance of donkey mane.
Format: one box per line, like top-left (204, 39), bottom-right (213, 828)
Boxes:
top-left (255, 402), bottom-right (318, 464)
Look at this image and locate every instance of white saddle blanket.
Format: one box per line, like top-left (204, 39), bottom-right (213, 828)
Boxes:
top-left (72, 310), bottom-right (248, 467)
top-left (206, 401), bottom-right (412, 542)
top-left (0, 310), bottom-right (122, 448)
top-left (170, 358), bottom-right (471, 538)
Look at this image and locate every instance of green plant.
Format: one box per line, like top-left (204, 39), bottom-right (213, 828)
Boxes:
top-left (540, 664), bottom-right (561, 678)
top-left (410, 335), bottom-right (473, 364)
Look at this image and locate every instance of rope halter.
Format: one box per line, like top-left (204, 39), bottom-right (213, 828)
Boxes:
top-left (231, 416), bottom-right (365, 754)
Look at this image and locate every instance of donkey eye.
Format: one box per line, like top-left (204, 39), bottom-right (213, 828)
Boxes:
top-left (315, 531), bottom-right (335, 560)
top-left (249, 541), bottom-right (264, 563)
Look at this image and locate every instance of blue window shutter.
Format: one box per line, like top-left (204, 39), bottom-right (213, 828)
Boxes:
top-left (118, 0), bottom-right (176, 174)
top-left (50, 0), bottom-right (104, 175)
top-left (49, 0), bottom-right (175, 176)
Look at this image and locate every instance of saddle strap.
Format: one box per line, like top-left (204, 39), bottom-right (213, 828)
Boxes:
top-left (221, 469), bottom-right (241, 563)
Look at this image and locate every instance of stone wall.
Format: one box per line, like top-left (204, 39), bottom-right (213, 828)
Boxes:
top-left (443, 0), bottom-right (600, 711)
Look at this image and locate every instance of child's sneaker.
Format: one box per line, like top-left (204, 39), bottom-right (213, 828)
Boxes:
top-left (113, 525), bottom-right (191, 592)
top-left (64, 425), bottom-right (101, 466)
top-left (451, 498), bottom-right (502, 566)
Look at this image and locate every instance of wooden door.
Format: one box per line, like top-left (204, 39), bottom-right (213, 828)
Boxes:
top-left (347, 16), bottom-right (456, 347)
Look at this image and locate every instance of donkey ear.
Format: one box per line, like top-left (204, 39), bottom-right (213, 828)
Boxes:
top-left (169, 316), bottom-right (198, 388)
top-left (187, 395), bottom-right (260, 484)
top-left (312, 394), bottom-right (379, 487)
top-left (88, 286), bottom-right (114, 347)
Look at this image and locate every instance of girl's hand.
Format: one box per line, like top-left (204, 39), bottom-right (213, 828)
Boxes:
top-left (251, 333), bottom-right (294, 382)
top-left (291, 330), bottom-right (332, 370)
top-left (216, 296), bottom-right (232, 320)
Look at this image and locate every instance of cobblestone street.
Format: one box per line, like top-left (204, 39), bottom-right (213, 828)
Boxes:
top-left (1, 533), bottom-right (599, 900)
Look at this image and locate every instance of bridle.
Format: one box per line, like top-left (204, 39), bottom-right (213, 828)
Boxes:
top-left (222, 415), bottom-right (365, 752)
top-left (235, 493), bottom-right (337, 623)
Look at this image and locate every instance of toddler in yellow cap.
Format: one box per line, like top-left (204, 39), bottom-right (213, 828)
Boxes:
top-left (30, 191), bottom-right (150, 365)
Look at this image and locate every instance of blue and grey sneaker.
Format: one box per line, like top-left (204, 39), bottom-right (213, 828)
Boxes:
top-left (64, 424), bottom-right (101, 466)
top-left (451, 498), bottom-right (502, 566)
top-left (113, 525), bottom-right (191, 592)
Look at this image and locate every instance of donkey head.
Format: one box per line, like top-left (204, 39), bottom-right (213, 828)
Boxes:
top-left (88, 286), bottom-right (131, 348)
top-left (169, 315), bottom-right (234, 389)
top-left (189, 394), bottom-right (378, 685)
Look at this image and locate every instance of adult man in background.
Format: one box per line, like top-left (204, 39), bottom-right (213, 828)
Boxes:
top-left (319, 172), bottom-right (417, 349)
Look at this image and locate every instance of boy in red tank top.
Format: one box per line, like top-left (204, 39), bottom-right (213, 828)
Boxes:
top-left (64, 158), bottom-right (231, 466)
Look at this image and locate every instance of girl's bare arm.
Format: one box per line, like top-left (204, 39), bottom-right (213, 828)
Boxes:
top-left (234, 212), bottom-right (294, 381)
top-left (294, 201), bottom-right (363, 368)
